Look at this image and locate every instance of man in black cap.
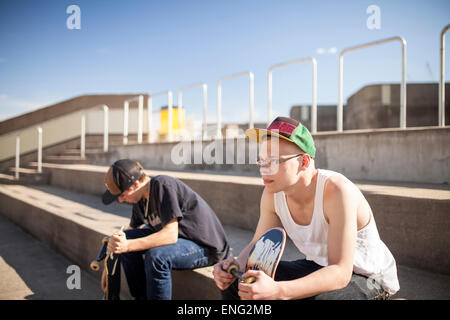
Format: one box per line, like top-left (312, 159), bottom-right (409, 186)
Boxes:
top-left (101, 159), bottom-right (230, 300)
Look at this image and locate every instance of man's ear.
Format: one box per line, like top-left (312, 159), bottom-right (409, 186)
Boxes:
top-left (301, 154), bottom-right (311, 168)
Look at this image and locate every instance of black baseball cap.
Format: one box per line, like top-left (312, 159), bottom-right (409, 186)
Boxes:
top-left (102, 159), bottom-right (145, 205)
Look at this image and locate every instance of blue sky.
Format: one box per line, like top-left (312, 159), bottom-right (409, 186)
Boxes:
top-left (0, 0), bottom-right (449, 123)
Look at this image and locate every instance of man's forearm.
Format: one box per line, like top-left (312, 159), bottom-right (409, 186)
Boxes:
top-left (278, 264), bottom-right (351, 300)
top-left (127, 229), bottom-right (177, 252)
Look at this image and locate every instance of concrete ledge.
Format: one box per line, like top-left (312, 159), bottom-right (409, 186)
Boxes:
top-left (35, 163), bottom-right (450, 275)
top-left (0, 184), bottom-right (224, 299)
top-left (83, 126), bottom-right (450, 184)
top-left (0, 184), bottom-right (132, 299)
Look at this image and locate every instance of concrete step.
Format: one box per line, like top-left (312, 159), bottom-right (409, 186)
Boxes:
top-left (0, 214), bottom-right (100, 300)
top-left (0, 183), bottom-right (132, 299)
top-left (43, 155), bottom-right (92, 165)
top-left (0, 183), bottom-right (449, 300)
top-left (60, 148), bottom-right (105, 156)
top-left (0, 173), bottom-right (17, 185)
top-left (0, 168), bottom-right (50, 185)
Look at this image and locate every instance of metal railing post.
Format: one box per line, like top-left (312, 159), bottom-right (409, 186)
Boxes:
top-left (103, 105), bottom-right (109, 152)
top-left (123, 95), bottom-right (144, 144)
top-left (217, 71), bottom-right (255, 138)
top-left (123, 101), bottom-right (129, 144)
top-left (177, 82), bottom-right (208, 140)
top-left (168, 91), bottom-right (173, 142)
top-left (37, 127), bottom-right (42, 173)
top-left (84, 104), bottom-right (109, 152)
top-left (338, 36), bottom-right (407, 131)
top-left (138, 95), bottom-right (144, 144)
top-left (267, 57), bottom-right (317, 132)
top-left (148, 91), bottom-right (174, 142)
top-left (15, 135), bottom-right (20, 180)
top-left (338, 54), bottom-right (344, 132)
top-left (202, 84), bottom-right (208, 139)
top-left (217, 81), bottom-right (222, 138)
top-left (177, 90), bottom-right (183, 139)
top-left (147, 95), bottom-right (153, 143)
top-left (249, 73), bottom-right (255, 129)
top-left (439, 24), bottom-right (450, 127)
top-left (80, 113), bottom-right (86, 158)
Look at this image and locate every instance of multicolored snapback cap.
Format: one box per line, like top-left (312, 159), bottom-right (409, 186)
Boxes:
top-left (245, 116), bottom-right (316, 158)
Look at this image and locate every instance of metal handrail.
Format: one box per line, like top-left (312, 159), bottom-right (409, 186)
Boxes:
top-left (148, 91), bottom-right (173, 142)
top-left (177, 83), bottom-right (208, 140)
top-left (217, 72), bottom-right (254, 138)
top-left (123, 95), bottom-right (144, 144)
top-left (14, 127), bottom-right (42, 178)
top-left (80, 113), bottom-right (86, 158)
top-left (338, 36), bottom-right (407, 131)
top-left (268, 57), bottom-right (317, 132)
top-left (11, 103), bottom-right (109, 175)
top-left (80, 104), bottom-right (109, 158)
top-left (439, 24), bottom-right (450, 127)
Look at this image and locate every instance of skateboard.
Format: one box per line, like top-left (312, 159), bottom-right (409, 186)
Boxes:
top-left (90, 236), bottom-right (121, 300)
top-left (227, 227), bottom-right (286, 283)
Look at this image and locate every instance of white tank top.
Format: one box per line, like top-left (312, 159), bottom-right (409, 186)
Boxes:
top-left (274, 169), bottom-right (400, 294)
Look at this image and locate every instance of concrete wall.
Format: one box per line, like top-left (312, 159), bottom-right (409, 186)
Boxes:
top-left (290, 83), bottom-right (450, 131)
top-left (345, 83), bottom-right (450, 130)
top-left (313, 126), bottom-right (450, 184)
top-left (0, 112), bottom-right (82, 161)
top-left (87, 126), bottom-right (450, 184)
top-left (290, 105), bottom-right (337, 131)
top-left (90, 138), bottom-right (261, 176)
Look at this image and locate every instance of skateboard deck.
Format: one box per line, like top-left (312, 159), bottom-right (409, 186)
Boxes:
top-left (104, 252), bottom-right (121, 300)
top-left (228, 227), bottom-right (286, 283)
top-left (90, 236), bottom-right (121, 300)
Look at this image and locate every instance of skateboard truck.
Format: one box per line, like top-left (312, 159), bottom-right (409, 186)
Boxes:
top-left (90, 237), bottom-right (109, 271)
top-left (227, 264), bottom-right (256, 284)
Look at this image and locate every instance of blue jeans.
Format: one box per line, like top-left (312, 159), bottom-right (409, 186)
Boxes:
top-left (121, 228), bottom-right (212, 300)
top-left (221, 259), bottom-right (390, 300)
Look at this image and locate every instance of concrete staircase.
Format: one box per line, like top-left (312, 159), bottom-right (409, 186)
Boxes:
top-left (0, 126), bottom-right (449, 299)
top-left (0, 162), bottom-right (449, 299)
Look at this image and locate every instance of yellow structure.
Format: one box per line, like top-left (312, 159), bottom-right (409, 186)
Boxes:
top-left (159, 106), bottom-right (185, 135)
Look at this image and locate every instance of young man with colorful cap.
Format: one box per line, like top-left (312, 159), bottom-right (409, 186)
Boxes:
top-left (212, 116), bottom-right (399, 300)
top-left (102, 159), bottom-right (230, 300)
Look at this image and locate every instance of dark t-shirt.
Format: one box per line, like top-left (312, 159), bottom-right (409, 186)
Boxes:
top-left (130, 175), bottom-right (230, 263)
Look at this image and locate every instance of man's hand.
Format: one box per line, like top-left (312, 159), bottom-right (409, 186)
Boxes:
top-left (212, 257), bottom-right (241, 291)
top-left (107, 230), bottom-right (129, 254)
top-left (238, 270), bottom-right (283, 300)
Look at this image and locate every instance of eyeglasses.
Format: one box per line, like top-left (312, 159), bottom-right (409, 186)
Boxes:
top-left (256, 153), bottom-right (305, 167)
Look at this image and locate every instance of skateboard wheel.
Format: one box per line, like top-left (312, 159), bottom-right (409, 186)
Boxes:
top-left (90, 261), bottom-right (101, 271)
